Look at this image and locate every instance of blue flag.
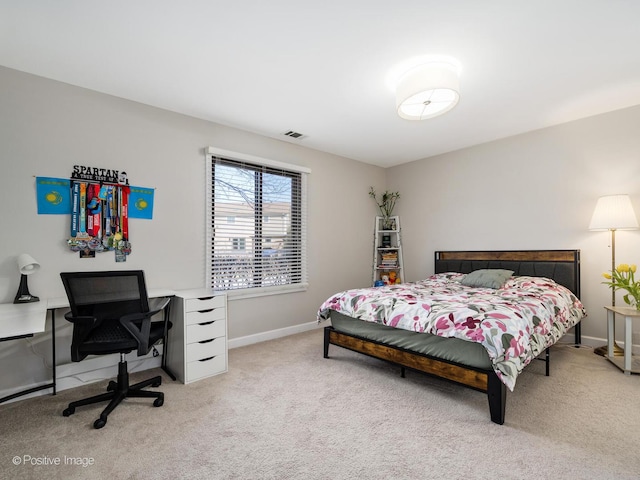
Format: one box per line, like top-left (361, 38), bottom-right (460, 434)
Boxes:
top-left (128, 186), bottom-right (154, 219)
top-left (36, 177), bottom-right (71, 214)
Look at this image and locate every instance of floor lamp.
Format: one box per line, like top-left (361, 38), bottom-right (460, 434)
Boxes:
top-left (589, 194), bottom-right (639, 356)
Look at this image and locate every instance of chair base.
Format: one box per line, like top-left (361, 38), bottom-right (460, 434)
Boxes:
top-left (62, 357), bottom-right (164, 429)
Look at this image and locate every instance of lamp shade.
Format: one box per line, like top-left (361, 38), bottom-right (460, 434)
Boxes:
top-left (588, 194), bottom-right (639, 231)
top-left (16, 253), bottom-right (40, 275)
top-left (396, 61), bottom-right (460, 120)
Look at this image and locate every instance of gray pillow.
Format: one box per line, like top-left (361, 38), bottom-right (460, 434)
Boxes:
top-left (460, 269), bottom-right (514, 289)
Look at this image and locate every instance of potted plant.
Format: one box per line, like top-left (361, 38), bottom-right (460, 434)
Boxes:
top-left (369, 187), bottom-right (400, 230)
top-left (602, 263), bottom-right (640, 309)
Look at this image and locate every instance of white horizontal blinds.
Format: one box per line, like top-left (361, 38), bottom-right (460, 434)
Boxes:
top-left (210, 156), bottom-right (306, 292)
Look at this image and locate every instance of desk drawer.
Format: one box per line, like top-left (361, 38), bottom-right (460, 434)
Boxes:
top-left (185, 295), bottom-right (225, 312)
top-left (187, 355), bottom-right (226, 381)
top-left (185, 308), bottom-right (225, 326)
top-left (186, 337), bottom-right (225, 363)
top-left (186, 319), bottom-right (226, 344)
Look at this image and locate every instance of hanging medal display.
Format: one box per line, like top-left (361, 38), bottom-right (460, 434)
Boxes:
top-left (66, 166), bottom-right (133, 261)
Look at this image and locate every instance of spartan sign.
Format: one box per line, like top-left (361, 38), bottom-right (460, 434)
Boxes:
top-left (71, 165), bottom-right (129, 185)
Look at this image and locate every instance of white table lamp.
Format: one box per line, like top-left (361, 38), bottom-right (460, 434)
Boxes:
top-left (14, 253), bottom-right (40, 304)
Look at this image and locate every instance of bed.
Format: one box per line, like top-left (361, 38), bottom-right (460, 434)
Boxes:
top-left (318, 250), bottom-right (586, 425)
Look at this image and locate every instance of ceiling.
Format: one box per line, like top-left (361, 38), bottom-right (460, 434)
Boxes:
top-left (2, 1), bottom-right (640, 168)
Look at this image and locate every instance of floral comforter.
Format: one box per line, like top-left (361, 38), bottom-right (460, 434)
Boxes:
top-left (317, 273), bottom-right (586, 391)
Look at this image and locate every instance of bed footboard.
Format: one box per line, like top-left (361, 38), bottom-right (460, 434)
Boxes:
top-left (324, 326), bottom-right (506, 425)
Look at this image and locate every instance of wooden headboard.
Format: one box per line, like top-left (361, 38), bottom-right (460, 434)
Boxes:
top-left (434, 250), bottom-right (581, 297)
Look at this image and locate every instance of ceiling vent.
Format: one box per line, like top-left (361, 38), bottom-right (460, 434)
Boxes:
top-left (283, 130), bottom-right (305, 139)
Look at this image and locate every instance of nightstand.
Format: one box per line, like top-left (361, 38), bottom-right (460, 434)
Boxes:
top-left (604, 306), bottom-right (640, 375)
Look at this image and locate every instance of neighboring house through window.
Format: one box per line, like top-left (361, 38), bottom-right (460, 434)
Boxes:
top-left (231, 237), bottom-right (246, 250)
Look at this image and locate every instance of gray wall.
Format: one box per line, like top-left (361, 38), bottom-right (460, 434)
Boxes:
top-left (387, 105), bottom-right (640, 346)
top-left (0, 66), bottom-right (384, 394)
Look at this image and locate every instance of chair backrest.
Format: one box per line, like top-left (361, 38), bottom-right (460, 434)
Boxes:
top-left (60, 270), bottom-right (150, 320)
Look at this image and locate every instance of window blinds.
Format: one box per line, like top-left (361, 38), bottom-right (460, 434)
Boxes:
top-left (206, 154), bottom-right (308, 295)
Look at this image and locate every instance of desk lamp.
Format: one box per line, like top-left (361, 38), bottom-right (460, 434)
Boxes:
top-left (14, 253), bottom-right (40, 304)
top-left (589, 194), bottom-right (639, 356)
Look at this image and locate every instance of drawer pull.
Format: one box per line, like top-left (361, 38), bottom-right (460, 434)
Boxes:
top-left (198, 320), bottom-right (216, 326)
top-left (199, 356), bottom-right (215, 362)
top-left (198, 339), bottom-right (214, 344)
top-left (197, 308), bottom-right (215, 314)
top-left (197, 296), bottom-right (215, 301)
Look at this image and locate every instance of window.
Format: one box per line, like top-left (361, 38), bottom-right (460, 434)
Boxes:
top-left (206, 147), bottom-right (309, 296)
top-left (231, 238), bottom-right (246, 250)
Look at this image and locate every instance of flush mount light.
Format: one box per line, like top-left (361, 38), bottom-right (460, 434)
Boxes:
top-left (396, 60), bottom-right (460, 120)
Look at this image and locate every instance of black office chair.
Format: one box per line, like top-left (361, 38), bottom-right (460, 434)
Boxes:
top-left (59, 270), bottom-right (171, 429)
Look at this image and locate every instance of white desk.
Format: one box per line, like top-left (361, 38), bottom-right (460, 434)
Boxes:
top-left (0, 302), bottom-right (48, 339)
top-left (1, 289), bottom-right (177, 404)
top-left (0, 301), bottom-right (55, 403)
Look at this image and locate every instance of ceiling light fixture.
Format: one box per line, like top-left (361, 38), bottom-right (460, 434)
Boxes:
top-left (396, 60), bottom-right (460, 120)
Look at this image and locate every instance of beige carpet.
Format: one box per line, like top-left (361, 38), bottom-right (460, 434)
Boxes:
top-left (1, 328), bottom-right (639, 480)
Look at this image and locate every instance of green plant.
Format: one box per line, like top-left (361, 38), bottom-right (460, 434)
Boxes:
top-left (602, 263), bottom-right (640, 309)
top-left (369, 187), bottom-right (400, 222)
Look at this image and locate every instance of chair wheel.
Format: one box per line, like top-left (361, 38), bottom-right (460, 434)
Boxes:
top-left (62, 407), bottom-right (75, 417)
top-left (107, 381), bottom-right (117, 391)
top-left (93, 418), bottom-right (106, 429)
top-left (153, 395), bottom-right (164, 407)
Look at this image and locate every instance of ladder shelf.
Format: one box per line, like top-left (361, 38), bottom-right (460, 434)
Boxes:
top-left (372, 215), bottom-right (404, 286)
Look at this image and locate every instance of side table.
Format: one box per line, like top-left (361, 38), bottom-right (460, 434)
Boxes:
top-left (604, 306), bottom-right (640, 375)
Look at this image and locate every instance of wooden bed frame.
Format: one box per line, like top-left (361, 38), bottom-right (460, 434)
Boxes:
top-left (323, 250), bottom-right (581, 425)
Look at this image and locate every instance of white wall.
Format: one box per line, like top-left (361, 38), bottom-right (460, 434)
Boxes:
top-left (387, 105), bottom-right (640, 346)
top-left (0, 66), bottom-right (385, 395)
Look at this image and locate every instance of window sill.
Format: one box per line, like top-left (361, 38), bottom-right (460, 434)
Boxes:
top-left (223, 284), bottom-right (309, 301)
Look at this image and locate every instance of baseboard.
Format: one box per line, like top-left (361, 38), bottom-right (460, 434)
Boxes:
top-left (228, 321), bottom-right (322, 349)
top-left (564, 335), bottom-right (640, 355)
top-left (570, 335), bottom-right (602, 348)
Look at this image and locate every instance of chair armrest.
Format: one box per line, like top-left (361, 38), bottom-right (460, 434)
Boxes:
top-left (120, 312), bottom-right (153, 356)
top-left (64, 312), bottom-right (98, 326)
top-left (120, 298), bottom-right (171, 356)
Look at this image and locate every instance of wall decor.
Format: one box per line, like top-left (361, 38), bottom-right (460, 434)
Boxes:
top-left (36, 177), bottom-right (71, 214)
top-left (35, 166), bottom-right (154, 262)
top-left (68, 180), bottom-right (132, 260)
top-left (71, 165), bottom-right (128, 184)
top-left (128, 186), bottom-right (154, 219)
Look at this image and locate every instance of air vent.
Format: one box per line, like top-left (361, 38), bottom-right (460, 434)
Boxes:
top-left (283, 130), bottom-right (305, 139)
